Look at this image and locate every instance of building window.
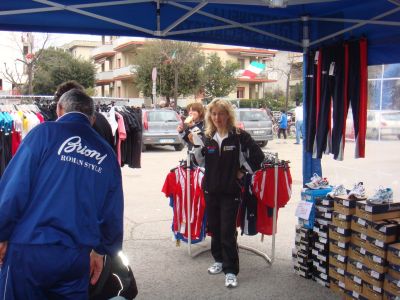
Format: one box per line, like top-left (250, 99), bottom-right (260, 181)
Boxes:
top-left (237, 59), bottom-right (245, 69)
top-left (237, 87), bottom-right (245, 98)
top-left (118, 86), bottom-right (121, 98)
top-left (117, 58), bottom-right (121, 68)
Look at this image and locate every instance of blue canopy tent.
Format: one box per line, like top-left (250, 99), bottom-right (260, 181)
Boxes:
top-left (2, 0), bottom-right (400, 182)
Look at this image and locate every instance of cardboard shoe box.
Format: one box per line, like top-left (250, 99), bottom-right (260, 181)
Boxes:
top-left (363, 282), bottom-right (384, 300)
top-left (347, 258), bottom-right (365, 280)
top-left (334, 195), bottom-right (360, 215)
top-left (330, 224), bottom-right (352, 243)
top-left (367, 219), bottom-right (400, 243)
top-left (388, 264), bottom-right (400, 281)
top-left (384, 275), bottom-right (400, 297)
top-left (387, 243), bottom-right (400, 266)
top-left (352, 216), bottom-right (370, 235)
top-left (345, 272), bottom-right (363, 294)
top-left (333, 211), bottom-right (352, 229)
top-left (330, 252), bottom-right (348, 270)
top-left (363, 264), bottom-right (385, 287)
top-left (315, 197), bottom-right (334, 207)
top-left (349, 244), bottom-right (367, 263)
top-left (330, 278), bottom-right (346, 297)
top-left (352, 231), bottom-right (369, 249)
top-left (356, 202), bottom-right (400, 222)
top-left (364, 251), bottom-right (388, 274)
top-left (330, 238), bottom-right (350, 257)
top-left (329, 264), bottom-right (346, 282)
top-left (365, 238), bottom-right (388, 259)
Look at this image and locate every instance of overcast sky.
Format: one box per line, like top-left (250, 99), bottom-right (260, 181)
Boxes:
top-left (0, 31), bottom-right (101, 90)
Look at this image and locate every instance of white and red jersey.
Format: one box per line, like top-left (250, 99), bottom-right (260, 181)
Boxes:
top-left (162, 166), bottom-right (206, 240)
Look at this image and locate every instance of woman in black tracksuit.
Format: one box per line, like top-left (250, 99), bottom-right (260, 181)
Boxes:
top-left (194, 99), bottom-right (264, 288)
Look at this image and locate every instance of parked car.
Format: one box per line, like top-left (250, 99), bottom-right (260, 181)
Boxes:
top-left (142, 109), bottom-right (184, 151)
top-left (366, 110), bottom-right (400, 140)
top-left (235, 108), bottom-right (273, 147)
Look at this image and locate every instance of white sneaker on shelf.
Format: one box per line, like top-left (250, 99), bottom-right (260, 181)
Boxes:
top-left (348, 182), bottom-right (366, 200)
top-left (305, 173), bottom-right (329, 190)
top-left (305, 173), bottom-right (322, 189)
top-left (327, 184), bottom-right (348, 199)
top-left (225, 273), bottom-right (238, 288)
top-left (367, 187), bottom-right (394, 205)
top-left (208, 262), bottom-right (223, 275)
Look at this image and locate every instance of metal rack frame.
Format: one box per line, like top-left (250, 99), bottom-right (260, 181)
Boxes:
top-left (184, 150), bottom-right (279, 265)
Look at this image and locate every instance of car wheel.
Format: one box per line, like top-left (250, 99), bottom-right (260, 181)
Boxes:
top-left (174, 144), bottom-right (184, 151)
top-left (141, 144), bottom-right (147, 152)
top-left (259, 141), bottom-right (268, 147)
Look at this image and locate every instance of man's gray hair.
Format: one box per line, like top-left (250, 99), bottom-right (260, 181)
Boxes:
top-left (58, 88), bottom-right (95, 118)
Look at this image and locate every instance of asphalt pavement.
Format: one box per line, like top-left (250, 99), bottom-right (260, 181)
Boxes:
top-left (120, 137), bottom-right (400, 299)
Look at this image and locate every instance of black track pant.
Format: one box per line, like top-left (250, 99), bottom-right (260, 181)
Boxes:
top-left (305, 50), bottom-right (318, 153)
top-left (206, 192), bottom-right (240, 275)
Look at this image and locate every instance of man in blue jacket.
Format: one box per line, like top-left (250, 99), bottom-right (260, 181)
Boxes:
top-left (0, 89), bottom-right (124, 299)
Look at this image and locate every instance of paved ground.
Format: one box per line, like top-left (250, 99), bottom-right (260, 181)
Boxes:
top-left (120, 137), bottom-right (400, 299)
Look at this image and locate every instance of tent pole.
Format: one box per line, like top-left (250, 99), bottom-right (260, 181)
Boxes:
top-left (301, 15), bottom-right (322, 186)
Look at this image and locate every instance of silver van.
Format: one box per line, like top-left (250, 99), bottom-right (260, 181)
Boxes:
top-left (235, 108), bottom-right (273, 147)
top-left (142, 109), bottom-right (184, 151)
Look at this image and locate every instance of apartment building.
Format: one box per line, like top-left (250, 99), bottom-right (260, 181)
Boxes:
top-left (68, 37), bottom-right (300, 101)
top-left (61, 40), bottom-right (101, 61)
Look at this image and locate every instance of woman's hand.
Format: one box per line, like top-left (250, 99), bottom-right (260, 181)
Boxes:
top-left (177, 124), bottom-right (184, 133)
top-left (236, 170), bottom-right (245, 179)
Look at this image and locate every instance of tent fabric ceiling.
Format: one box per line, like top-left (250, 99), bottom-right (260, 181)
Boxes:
top-left (1, 0), bottom-right (400, 65)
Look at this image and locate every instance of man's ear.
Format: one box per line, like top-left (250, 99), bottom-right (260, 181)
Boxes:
top-left (90, 115), bottom-right (96, 126)
top-left (56, 104), bottom-right (64, 118)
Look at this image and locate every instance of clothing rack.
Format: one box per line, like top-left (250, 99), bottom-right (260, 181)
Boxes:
top-left (184, 149), bottom-right (279, 265)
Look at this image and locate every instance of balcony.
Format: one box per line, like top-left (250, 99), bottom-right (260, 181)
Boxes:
top-left (113, 65), bottom-right (136, 80)
top-left (235, 69), bottom-right (276, 83)
top-left (113, 37), bottom-right (144, 52)
top-left (95, 71), bottom-right (114, 84)
top-left (92, 44), bottom-right (115, 60)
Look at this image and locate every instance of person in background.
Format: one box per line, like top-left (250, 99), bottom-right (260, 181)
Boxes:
top-left (193, 99), bottom-right (264, 288)
top-left (177, 102), bottom-right (205, 150)
top-left (278, 110), bottom-right (288, 140)
top-left (0, 89), bottom-right (123, 299)
top-left (53, 81), bottom-right (115, 151)
top-left (294, 101), bottom-right (303, 144)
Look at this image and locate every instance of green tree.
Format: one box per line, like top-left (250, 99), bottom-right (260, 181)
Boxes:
top-left (133, 40), bottom-right (204, 106)
top-left (202, 53), bottom-right (239, 98)
top-left (32, 47), bottom-right (95, 95)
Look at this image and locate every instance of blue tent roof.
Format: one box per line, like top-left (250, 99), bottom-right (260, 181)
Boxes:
top-left (1, 0), bottom-right (400, 65)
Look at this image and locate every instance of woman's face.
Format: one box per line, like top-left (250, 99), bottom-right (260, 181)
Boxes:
top-left (189, 108), bottom-right (200, 122)
top-left (210, 106), bottom-right (229, 131)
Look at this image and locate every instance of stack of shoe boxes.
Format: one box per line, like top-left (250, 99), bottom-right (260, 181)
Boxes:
top-left (354, 201), bottom-right (400, 299)
top-left (385, 243), bottom-right (400, 299)
top-left (295, 188), bottom-right (332, 282)
top-left (293, 225), bottom-right (314, 279)
top-left (329, 195), bottom-right (359, 298)
top-left (312, 195), bottom-right (334, 287)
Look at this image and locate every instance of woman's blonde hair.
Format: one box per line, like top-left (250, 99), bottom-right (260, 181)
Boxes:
top-left (204, 99), bottom-right (238, 138)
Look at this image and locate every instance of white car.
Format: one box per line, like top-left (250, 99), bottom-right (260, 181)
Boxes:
top-left (366, 110), bottom-right (400, 140)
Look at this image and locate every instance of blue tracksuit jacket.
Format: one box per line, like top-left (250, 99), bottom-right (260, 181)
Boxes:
top-left (0, 112), bottom-right (123, 256)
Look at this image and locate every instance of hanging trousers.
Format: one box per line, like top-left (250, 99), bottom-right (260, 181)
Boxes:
top-left (305, 50), bottom-right (319, 153)
top-left (206, 192), bottom-right (240, 275)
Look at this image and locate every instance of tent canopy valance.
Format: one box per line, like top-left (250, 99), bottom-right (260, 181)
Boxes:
top-left (1, 0), bottom-right (400, 65)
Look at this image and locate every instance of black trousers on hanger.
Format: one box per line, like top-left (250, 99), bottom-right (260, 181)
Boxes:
top-left (206, 192), bottom-right (240, 275)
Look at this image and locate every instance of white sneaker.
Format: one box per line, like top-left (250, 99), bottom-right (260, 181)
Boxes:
top-left (348, 182), bottom-right (366, 200)
top-left (305, 173), bottom-right (329, 190)
top-left (225, 273), bottom-right (238, 288)
top-left (208, 262), bottom-right (223, 275)
top-left (367, 187), bottom-right (394, 205)
top-left (305, 173), bottom-right (322, 189)
top-left (327, 184), bottom-right (348, 199)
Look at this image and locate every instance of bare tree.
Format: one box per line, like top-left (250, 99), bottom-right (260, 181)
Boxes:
top-left (269, 52), bottom-right (302, 111)
top-left (1, 32), bottom-right (50, 94)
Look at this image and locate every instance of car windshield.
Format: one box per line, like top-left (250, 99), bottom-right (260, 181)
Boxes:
top-left (239, 110), bottom-right (269, 121)
top-left (147, 111), bottom-right (178, 122)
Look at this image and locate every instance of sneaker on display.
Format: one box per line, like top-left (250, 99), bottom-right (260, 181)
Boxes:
top-left (367, 187), bottom-right (394, 205)
top-left (208, 262), bottom-right (223, 275)
top-left (348, 182), bottom-right (367, 200)
top-left (305, 173), bottom-right (329, 190)
top-left (225, 273), bottom-right (238, 288)
top-left (327, 184), bottom-right (348, 199)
